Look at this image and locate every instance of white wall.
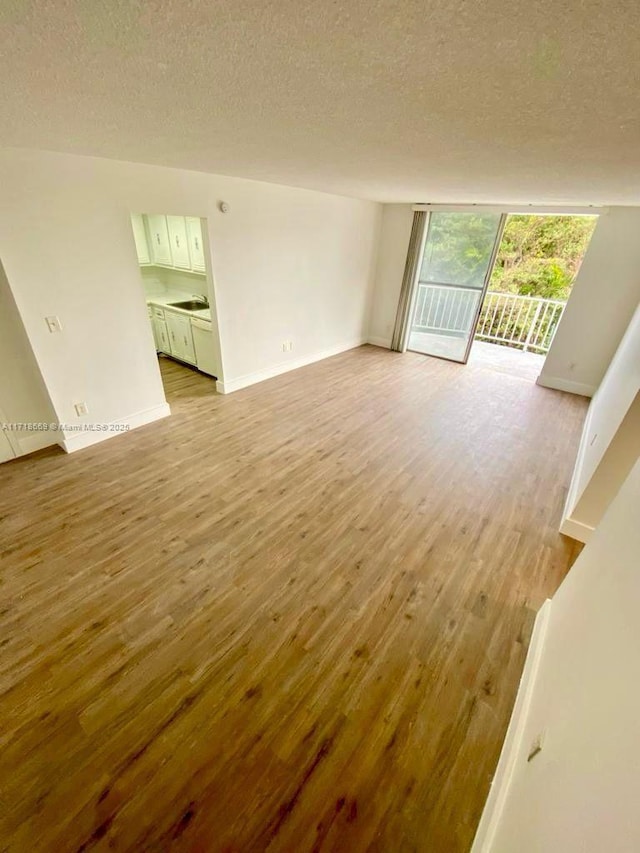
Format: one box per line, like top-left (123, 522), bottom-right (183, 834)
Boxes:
top-left (0, 259), bottom-right (57, 457)
top-left (561, 303), bottom-right (640, 540)
top-left (367, 204), bottom-right (413, 347)
top-left (479, 456), bottom-right (640, 853)
top-left (0, 149), bottom-right (381, 449)
top-left (571, 393), bottom-right (640, 529)
top-left (539, 208), bottom-right (640, 396)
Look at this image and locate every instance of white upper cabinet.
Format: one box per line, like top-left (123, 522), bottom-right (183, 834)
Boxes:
top-left (132, 214), bottom-right (208, 274)
top-left (131, 213), bottom-right (150, 265)
top-left (147, 214), bottom-right (172, 266)
top-left (186, 217), bottom-right (206, 272)
top-left (166, 215), bottom-right (191, 270)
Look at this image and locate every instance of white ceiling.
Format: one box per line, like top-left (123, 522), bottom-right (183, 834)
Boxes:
top-left (1, 1), bottom-right (639, 204)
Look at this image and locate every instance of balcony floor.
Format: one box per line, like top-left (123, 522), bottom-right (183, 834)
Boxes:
top-left (408, 333), bottom-right (546, 382)
top-left (469, 340), bottom-right (546, 382)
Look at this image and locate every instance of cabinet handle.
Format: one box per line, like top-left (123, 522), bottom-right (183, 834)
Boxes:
top-left (156, 234), bottom-right (160, 244)
top-left (175, 235), bottom-right (180, 247)
top-left (171, 332), bottom-right (175, 341)
top-left (183, 336), bottom-right (188, 346)
top-left (194, 237), bottom-right (199, 250)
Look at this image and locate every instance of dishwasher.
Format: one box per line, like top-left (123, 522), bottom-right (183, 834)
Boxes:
top-left (190, 317), bottom-right (219, 378)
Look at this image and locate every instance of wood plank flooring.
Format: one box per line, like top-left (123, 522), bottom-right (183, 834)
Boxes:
top-left (0, 346), bottom-right (586, 852)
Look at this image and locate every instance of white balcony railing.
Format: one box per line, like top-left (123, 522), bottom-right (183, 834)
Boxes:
top-left (476, 291), bottom-right (566, 353)
top-left (411, 284), bottom-right (566, 354)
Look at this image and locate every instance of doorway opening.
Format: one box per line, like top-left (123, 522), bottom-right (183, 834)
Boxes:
top-left (407, 211), bottom-right (597, 379)
top-left (130, 213), bottom-right (223, 398)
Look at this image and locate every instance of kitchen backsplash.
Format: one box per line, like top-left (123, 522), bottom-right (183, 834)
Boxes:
top-left (140, 266), bottom-right (208, 300)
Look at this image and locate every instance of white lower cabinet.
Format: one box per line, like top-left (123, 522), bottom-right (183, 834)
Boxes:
top-left (150, 306), bottom-right (171, 354)
top-left (164, 309), bottom-right (196, 364)
top-left (153, 317), bottom-right (171, 353)
top-left (148, 302), bottom-right (206, 368)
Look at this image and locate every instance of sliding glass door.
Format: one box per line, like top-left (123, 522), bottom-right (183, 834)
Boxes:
top-left (408, 212), bottom-right (505, 363)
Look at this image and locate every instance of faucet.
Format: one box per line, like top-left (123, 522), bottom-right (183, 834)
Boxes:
top-left (191, 294), bottom-right (208, 305)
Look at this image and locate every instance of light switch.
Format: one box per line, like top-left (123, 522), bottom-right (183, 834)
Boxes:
top-left (46, 316), bottom-right (62, 333)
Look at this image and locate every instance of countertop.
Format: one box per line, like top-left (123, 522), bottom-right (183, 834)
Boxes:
top-left (146, 292), bottom-right (211, 321)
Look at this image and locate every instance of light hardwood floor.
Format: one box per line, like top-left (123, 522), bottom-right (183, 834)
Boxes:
top-left (0, 346), bottom-right (586, 852)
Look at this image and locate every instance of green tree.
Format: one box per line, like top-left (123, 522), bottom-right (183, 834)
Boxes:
top-left (489, 215), bottom-right (596, 301)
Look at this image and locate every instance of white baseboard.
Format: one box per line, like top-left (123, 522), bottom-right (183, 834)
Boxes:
top-left (471, 599), bottom-right (552, 853)
top-left (216, 338), bottom-right (366, 394)
top-left (367, 336), bottom-right (392, 349)
top-left (59, 402), bottom-right (171, 453)
top-left (536, 373), bottom-right (596, 397)
top-left (17, 432), bottom-right (57, 456)
top-left (559, 515), bottom-right (595, 543)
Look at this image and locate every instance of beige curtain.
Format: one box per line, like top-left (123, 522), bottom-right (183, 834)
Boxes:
top-left (390, 210), bottom-right (427, 352)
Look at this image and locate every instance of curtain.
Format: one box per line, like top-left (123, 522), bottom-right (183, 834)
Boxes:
top-left (390, 210), bottom-right (427, 352)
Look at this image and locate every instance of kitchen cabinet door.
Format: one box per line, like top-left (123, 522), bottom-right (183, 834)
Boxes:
top-left (186, 217), bottom-right (206, 272)
top-left (153, 318), bottom-right (171, 354)
top-left (147, 214), bottom-right (172, 266)
top-left (166, 216), bottom-right (191, 270)
top-left (181, 320), bottom-right (196, 363)
top-left (131, 213), bottom-right (150, 265)
top-left (165, 311), bottom-right (196, 364)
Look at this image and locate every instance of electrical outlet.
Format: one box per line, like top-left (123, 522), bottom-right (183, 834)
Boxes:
top-left (282, 342), bottom-right (288, 352)
top-left (527, 730), bottom-right (545, 763)
top-left (46, 315), bottom-right (63, 333)
top-left (74, 402), bottom-right (89, 417)
top-left (288, 340), bottom-right (294, 351)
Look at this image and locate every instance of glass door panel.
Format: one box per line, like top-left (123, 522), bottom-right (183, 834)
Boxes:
top-left (408, 212), bottom-right (504, 363)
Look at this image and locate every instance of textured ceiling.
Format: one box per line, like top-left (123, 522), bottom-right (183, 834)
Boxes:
top-left (1, 0), bottom-right (639, 203)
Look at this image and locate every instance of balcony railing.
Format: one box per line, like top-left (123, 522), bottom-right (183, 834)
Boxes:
top-left (411, 283), bottom-right (566, 354)
top-left (412, 283), bottom-right (480, 337)
top-left (476, 291), bottom-right (566, 353)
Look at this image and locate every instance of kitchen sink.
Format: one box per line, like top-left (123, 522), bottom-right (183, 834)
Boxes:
top-left (168, 300), bottom-right (209, 311)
